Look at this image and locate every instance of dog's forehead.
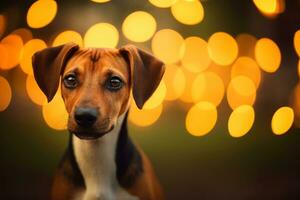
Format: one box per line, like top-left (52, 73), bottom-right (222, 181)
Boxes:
top-left (65, 48), bottom-right (128, 73)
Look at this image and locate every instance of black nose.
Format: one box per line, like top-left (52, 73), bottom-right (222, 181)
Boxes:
top-left (75, 107), bottom-right (98, 127)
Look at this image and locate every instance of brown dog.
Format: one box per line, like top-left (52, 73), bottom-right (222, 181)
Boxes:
top-left (32, 43), bottom-right (165, 200)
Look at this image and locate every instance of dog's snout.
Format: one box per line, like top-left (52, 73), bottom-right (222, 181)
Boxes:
top-left (75, 107), bottom-right (98, 127)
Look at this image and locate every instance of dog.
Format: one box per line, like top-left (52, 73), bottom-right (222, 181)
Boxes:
top-left (32, 43), bottom-right (165, 200)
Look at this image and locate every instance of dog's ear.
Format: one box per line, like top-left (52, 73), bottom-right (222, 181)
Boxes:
top-left (119, 45), bottom-right (165, 109)
top-left (32, 43), bottom-right (79, 102)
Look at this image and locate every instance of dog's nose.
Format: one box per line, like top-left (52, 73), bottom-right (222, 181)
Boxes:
top-left (75, 107), bottom-right (98, 127)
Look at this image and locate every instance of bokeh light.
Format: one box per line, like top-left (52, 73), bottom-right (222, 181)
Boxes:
top-left (252, 0), bottom-right (285, 17)
top-left (27, 0), bottom-right (57, 28)
top-left (129, 103), bottom-right (163, 127)
top-left (191, 72), bottom-right (224, 106)
top-left (163, 64), bottom-right (186, 101)
top-left (151, 29), bottom-right (184, 64)
top-left (1, 34), bottom-right (23, 70)
top-left (42, 90), bottom-right (68, 130)
top-left (228, 105), bottom-right (255, 138)
top-left (171, 0), bottom-right (204, 25)
top-left (84, 23), bottom-right (119, 48)
top-left (255, 38), bottom-right (281, 73)
top-left (0, 44), bottom-right (8, 69)
top-left (0, 76), bottom-right (12, 112)
top-left (122, 11), bottom-right (157, 42)
top-left (12, 28), bottom-right (33, 43)
top-left (231, 57), bottom-right (261, 88)
top-left (26, 75), bottom-right (47, 106)
top-left (0, 14), bottom-right (6, 38)
top-left (20, 39), bottom-right (47, 75)
top-left (298, 60), bottom-right (300, 78)
top-left (180, 68), bottom-right (198, 103)
top-left (236, 33), bottom-right (257, 58)
top-left (271, 106), bottom-right (294, 135)
top-left (227, 76), bottom-right (256, 109)
top-left (149, 0), bottom-right (177, 8)
top-left (208, 32), bottom-right (238, 66)
top-left (291, 82), bottom-right (300, 127)
top-left (181, 36), bottom-right (211, 73)
top-left (185, 101), bottom-right (217, 136)
top-left (143, 80), bottom-right (166, 109)
top-left (53, 30), bottom-right (83, 47)
top-left (294, 30), bottom-right (300, 57)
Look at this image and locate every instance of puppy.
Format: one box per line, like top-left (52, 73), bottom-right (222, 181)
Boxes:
top-left (32, 43), bottom-right (165, 200)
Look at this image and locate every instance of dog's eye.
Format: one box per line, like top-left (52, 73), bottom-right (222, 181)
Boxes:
top-left (106, 76), bottom-right (123, 91)
top-left (64, 74), bottom-right (78, 89)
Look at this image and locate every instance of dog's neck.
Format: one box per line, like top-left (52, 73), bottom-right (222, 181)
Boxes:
top-left (72, 112), bottom-right (131, 199)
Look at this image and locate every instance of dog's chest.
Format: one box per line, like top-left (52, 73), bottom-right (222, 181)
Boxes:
top-left (72, 131), bottom-right (139, 200)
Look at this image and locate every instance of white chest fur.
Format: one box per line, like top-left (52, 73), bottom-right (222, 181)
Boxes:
top-left (72, 114), bottom-right (139, 200)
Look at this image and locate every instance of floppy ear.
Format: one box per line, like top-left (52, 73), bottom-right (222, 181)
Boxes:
top-left (119, 45), bottom-right (165, 109)
top-left (32, 43), bottom-right (79, 102)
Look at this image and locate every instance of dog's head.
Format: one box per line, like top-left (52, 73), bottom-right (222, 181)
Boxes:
top-left (32, 43), bottom-right (165, 139)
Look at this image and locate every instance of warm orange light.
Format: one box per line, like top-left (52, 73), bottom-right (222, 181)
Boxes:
top-left (27, 0), bottom-right (57, 28)
top-left (12, 28), bottom-right (33, 43)
top-left (84, 23), bottom-right (119, 48)
top-left (191, 72), bottom-right (224, 106)
top-left (0, 15), bottom-right (6, 38)
top-left (0, 44), bottom-right (8, 70)
top-left (129, 103), bottom-right (163, 127)
top-left (0, 76), bottom-right (12, 112)
top-left (171, 0), bottom-right (204, 25)
top-left (20, 39), bottom-right (47, 75)
top-left (208, 32), bottom-right (238, 66)
top-left (236, 33), bottom-right (257, 58)
top-left (185, 101), bottom-right (217, 136)
top-left (122, 11), bottom-right (157, 42)
top-left (231, 57), bottom-right (261, 88)
top-left (163, 64), bottom-right (186, 101)
top-left (143, 80), bottom-right (166, 109)
top-left (271, 107), bottom-right (294, 135)
top-left (42, 90), bottom-right (68, 130)
top-left (298, 60), bottom-right (300, 78)
top-left (227, 76), bottom-right (256, 109)
top-left (252, 0), bottom-right (285, 17)
top-left (228, 105), bottom-right (255, 138)
top-left (149, 0), bottom-right (177, 8)
top-left (53, 30), bottom-right (83, 47)
top-left (255, 38), bottom-right (281, 73)
top-left (291, 82), bottom-right (300, 128)
top-left (294, 30), bottom-right (300, 57)
top-left (179, 68), bottom-right (198, 103)
top-left (207, 62), bottom-right (231, 88)
top-left (1, 34), bottom-right (23, 70)
top-left (181, 36), bottom-right (211, 73)
top-left (151, 29), bottom-right (184, 64)
top-left (26, 75), bottom-right (47, 106)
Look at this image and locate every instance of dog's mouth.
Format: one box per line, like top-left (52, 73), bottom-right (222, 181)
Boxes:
top-left (71, 125), bottom-right (114, 140)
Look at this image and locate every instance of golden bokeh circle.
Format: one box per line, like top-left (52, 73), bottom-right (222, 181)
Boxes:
top-left (185, 101), bottom-right (217, 136)
top-left (151, 29), bottom-right (184, 64)
top-left (255, 38), bottom-right (281, 73)
top-left (294, 30), bottom-right (300, 57)
top-left (0, 76), bottom-right (12, 112)
top-left (84, 23), bottom-right (119, 48)
top-left (26, 75), bottom-right (47, 106)
top-left (122, 11), bottom-right (157, 42)
top-left (1, 34), bottom-right (23, 70)
top-left (171, 0), bottom-right (204, 25)
top-left (228, 105), bottom-right (255, 138)
top-left (271, 107), bottom-right (294, 135)
top-left (27, 0), bottom-right (57, 28)
top-left (129, 103), bottom-right (163, 127)
top-left (181, 36), bottom-right (211, 73)
top-left (208, 32), bottom-right (238, 66)
top-left (143, 80), bottom-right (166, 109)
top-left (53, 30), bottom-right (83, 47)
top-left (149, 0), bottom-right (177, 8)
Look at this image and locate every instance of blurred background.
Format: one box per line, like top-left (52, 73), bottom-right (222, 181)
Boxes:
top-left (0, 0), bottom-right (300, 199)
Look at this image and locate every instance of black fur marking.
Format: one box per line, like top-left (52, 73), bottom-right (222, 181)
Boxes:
top-left (116, 112), bottom-right (144, 188)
